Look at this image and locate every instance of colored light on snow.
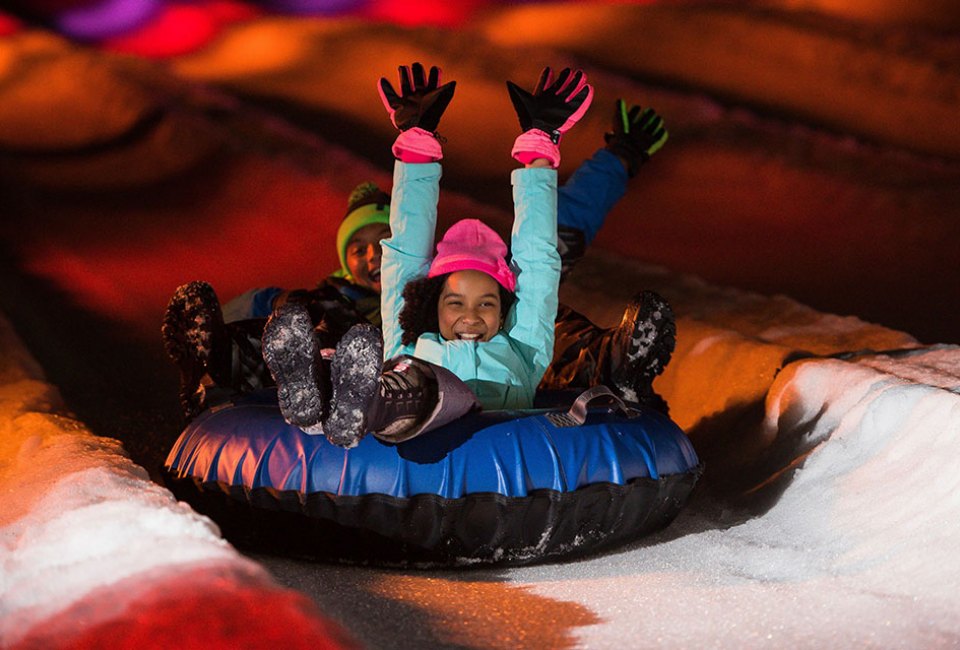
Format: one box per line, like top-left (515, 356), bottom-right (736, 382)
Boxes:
top-left (18, 156), bottom-right (353, 334)
top-left (369, 574), bottom-right (600, 647)
top-left (0, 12), bottom-right (21, 34)
top-left (258, 0), bottom-right (368, 14)
top-left (3, 1), bottom-right (95, 18)
top-left (11, 563), bottom-right (355, 649)
top-left (203, 0), bottom-right (264, 23)
top-left (54, 0), bottom-right (161, 40)
top-left (101, 2), bottom-right (257, 58)
top-left (363, 0), bottom-right (484, 27)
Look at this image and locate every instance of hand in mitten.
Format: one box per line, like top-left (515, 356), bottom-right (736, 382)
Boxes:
top-left (378, 62), bottom-right (456, 162)
top-left (506, 67), bottom-right (594, 168)
top-left (604, 99), bottom-right (668, 177)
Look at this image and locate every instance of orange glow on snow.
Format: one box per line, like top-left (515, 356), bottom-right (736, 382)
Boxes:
top-left (172, 18), bottom-right (318, 79)
top-left (369, 574), bottom-right (599, 648)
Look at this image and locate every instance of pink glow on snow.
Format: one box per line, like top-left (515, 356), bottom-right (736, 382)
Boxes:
top-left (20, 159), bottom-right (354, 336)
top-left (13, 563), bottom-right (355, 649)
top-left (0, 12), bottom-right (22, 34)
top-left (101, 1), bottom-right (260, 57)
top-left (361, 0), bottom-right (488, 27)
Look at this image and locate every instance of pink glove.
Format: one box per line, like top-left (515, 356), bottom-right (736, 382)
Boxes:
top-left (511, 130), bottom-right (561, 167)
top-left (392, 127), bottom-right (443, 163)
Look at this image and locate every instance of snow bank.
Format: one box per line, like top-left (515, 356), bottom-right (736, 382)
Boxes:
top-left (561, 250), bottom-right (919, 436)
top-left (0, 315), bottom-right (354, 649)
top-left (509, 340), bottom-right (960, 648)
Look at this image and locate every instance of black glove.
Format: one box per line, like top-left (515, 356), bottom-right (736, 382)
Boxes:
top-left (506, 67), bottom-right (593, 142)
top-left (604, 99), bottom-right (668, 177)
top-left (378, 62), bottom-right (456, 133)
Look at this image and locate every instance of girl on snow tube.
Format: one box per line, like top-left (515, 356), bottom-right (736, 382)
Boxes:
top-left (259, 62), bottom-right (674, 450)
top-left (160, 85), bottom-right (672, 430)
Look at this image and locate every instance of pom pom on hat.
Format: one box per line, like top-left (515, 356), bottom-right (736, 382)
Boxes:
top-left (336, 182), bottom-right (391, 278)
top-left (428, 219), bottom-right (516, 292)
top-left (347, 181), bottom-right (389, 212)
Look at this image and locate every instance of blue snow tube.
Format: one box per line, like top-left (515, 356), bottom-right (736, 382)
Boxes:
top-left (163, 387), bottom-right (701, 567)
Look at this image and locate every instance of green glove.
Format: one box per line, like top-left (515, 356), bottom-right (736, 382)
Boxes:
top-left (604, 99), bottom-right (668, 177)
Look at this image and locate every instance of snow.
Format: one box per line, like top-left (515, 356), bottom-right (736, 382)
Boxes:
top-left (509, 354), bottom-right (960, 647)
top-left (0, 317), bottom-right (353, 649)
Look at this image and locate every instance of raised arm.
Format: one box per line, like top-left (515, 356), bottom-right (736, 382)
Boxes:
top-left (555, 99), bottom-right (669, 279)
top-left (376, 63), bottom-right (456, 357)
top-left (503, 66), bottom-right (594, 378)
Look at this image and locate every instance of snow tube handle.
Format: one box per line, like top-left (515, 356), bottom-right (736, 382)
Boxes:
top-left (545, 385), bottom-right (638, 427)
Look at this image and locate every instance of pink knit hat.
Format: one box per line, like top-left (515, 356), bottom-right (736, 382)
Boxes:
top-left (428, 219), bottom-right (516, 292)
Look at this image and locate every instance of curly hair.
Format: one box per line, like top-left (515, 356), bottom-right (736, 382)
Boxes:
top-left (398, 273), bottom-right (516, 346)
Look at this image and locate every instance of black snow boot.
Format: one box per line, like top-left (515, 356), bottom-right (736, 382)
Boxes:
top-left (323, 323), bottom-right (384, 448)
top-left (262, 303), bottom-right (330, 434)
top-left (365, 356), bottom-right (440, 443)
top-left (610, 290), bottom-right (676, 404)
top-left (161, 280), bottom-right (230, 421)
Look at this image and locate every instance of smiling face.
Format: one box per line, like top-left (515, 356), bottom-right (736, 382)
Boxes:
top-left (437, 270), bottom-right (503, 342)
top-left (345, 223), bottom-right (391, 293)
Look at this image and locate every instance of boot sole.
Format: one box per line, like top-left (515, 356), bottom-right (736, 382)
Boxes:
top-left (161, 281), bottom-right (222, 419)
top-left (325, 324), bottom-right (383, 448)
top-left (162, 281), bottom-right (221, 365)
top-left (613, 291), bottom-right (676, 399)
top-left (630, 291), bottom-right (676, 379)
top-left (262, 305), bottom-right (326, 431)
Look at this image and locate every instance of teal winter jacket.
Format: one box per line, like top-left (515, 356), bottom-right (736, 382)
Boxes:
top-left (380, 161), bottom-right (560, 410)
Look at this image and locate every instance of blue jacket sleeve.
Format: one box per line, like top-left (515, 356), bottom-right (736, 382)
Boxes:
top-left (221, 286), bottom-right (284, 323)
top-left (380, 161), bottom-right (441, 359)
top-left (556, 148), bottom-right (628, 245)
top-left (502, 166), bottom-right (560, 382)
